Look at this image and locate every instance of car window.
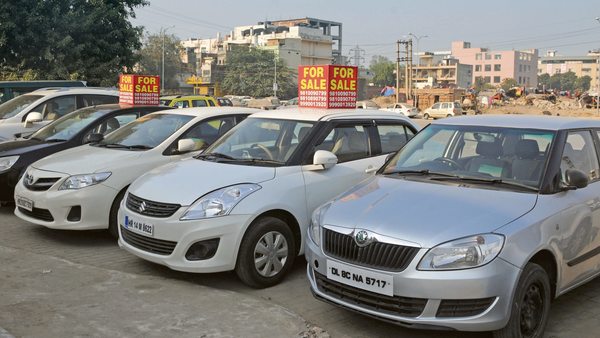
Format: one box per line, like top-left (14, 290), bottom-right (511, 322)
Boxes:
top-left (432, 103), bottom-right (440, 109)
top-left (81, 95), bottom-right (119, 106)
top-left (208, 100), bottom-right (216, 107)
top-left (31, 106), bottom-right (113, 141)
top-left (441, 103), bottom-right (449, 109)
top-left (86, 113), bottom-right (138, 138)
top-left (180, 116), bottom-right (236, 150)
top-left (315, 124), bottom-right (370, 163)
top-left (0, 94), bottom-right (43, 119)
top-left (378, 125), bottom-right (411, 153)
top-left (192, 100), bottom-right (207, 107)
top-left (32, 95), bottom-right (77, 121)
top-left (174, 101), bottom-right (189, 108)
top-left (561, 131), bottom-right (600, 181)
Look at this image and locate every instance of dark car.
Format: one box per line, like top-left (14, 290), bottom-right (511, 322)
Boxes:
top-left (216, 97), bottom-right (233, 106)
top-left (0, 104), bottom-right (171, 203)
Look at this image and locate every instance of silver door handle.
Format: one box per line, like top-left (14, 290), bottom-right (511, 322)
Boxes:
top-left (365, 167), bottom-right (378, 174)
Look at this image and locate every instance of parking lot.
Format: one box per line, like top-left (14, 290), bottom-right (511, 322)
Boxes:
top-left (1, 205), bottom-right (600, 338)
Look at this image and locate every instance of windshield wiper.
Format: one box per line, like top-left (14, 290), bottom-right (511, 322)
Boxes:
top-left (429, 175), bottom-right (539, 192)
top-left (125, 144), bottom-right (153, 150)
top-left (95, 143), bottom-right (151, 150)
top-left (196, 152), bottom-right (237, 160)
top-left (383, 169), bottom-right (460, 178)
top-left (45, 138), bottom-right (67, 142)
top-left (233, 158), bottom-right (284, 165)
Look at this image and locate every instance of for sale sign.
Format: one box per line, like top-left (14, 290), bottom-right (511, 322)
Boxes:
top-left (298, 65), bottom-right (357, 109)
top-left (118, 74), bottom-right (160, 105)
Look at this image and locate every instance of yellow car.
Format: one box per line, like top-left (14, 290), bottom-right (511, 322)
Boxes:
top-left (160, 95), bottom-right (217, 108)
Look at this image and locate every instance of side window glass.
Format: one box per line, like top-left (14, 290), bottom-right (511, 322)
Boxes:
top-left (178, 117), bottom-right (235, 152)
top-left (441, 103), bottom-right (449, 109)
top-left (82, 95), bottom-right (118, 106)
top-left (83, 113), bottom-right (139, 142)
top-left (314, 124), bottom-right (370, 163)
top-left (208, 100), bottom-right (216, 107)
top-left (192, 100), bottom-right (207, 107)
top-left (432, 103), bottom-right (440, 109)
top-left (174, 101), bottom-right (189, 108)
top-left (33, 96), bottom-right (77, 120)
top-left (561, 131), bottom-right (600, 181)
top-left (378, 124), bottom-right (409, 153)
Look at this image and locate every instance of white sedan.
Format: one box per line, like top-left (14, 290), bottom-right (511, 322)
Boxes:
top-left (379, 103), bottom-right (418, 117)
top-left (14, 107), bottom-right (258, 237)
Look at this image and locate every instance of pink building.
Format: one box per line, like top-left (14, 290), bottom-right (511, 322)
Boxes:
top-left (451, 41), bottom-right (538, 88)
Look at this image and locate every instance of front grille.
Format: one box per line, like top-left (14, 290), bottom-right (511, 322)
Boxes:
top-left (314, 271), bottom-right (426, 317)
top-left (18, 207), bottom-right (54, 222)
top-left (436, 298), bottom-right (496, 318)
top-left (24, 177), bottom-right (60, 191)
top-left (126, 193), bottom-right (180, 218)
top-left (323, 228), bottom-right (419, 272)
top-left (121, 226), bottom-right (177, 255)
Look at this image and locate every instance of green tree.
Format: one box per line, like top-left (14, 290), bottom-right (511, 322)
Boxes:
top-left (574, 75), bottom-right (592, 91)
top-left (0, 0), bottom-right (147, 86)
top-left (499, 78), bottom-right (518, 91)
top-left (136, 33), bottom-right (184, 91)
top-left (559, 71), bottom-right (577, 91)
top-left (221, 47), bottom-right (296, 98)
top-left (369, 56), bottom-right (396, 87)
top-left (538, 73), bottom-right (550, 88)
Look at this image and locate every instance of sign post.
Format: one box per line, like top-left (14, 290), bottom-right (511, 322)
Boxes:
top-left (298, 65), bottom-right (358, 109)
top-left (118, 74), bottom-right (160, 105)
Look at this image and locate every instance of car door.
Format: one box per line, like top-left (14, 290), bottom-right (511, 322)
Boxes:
top-left (302, 120), bottom-right (382, 215)
top-left (555, 129), bottom-right (600, 290)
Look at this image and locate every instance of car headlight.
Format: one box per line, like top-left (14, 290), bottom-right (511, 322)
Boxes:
top-left (418, 234), bottom-right (504, 270)
top-left (309, 202), bottom-right (332, 247)
top-left (0, 155), bottom-right (19, 172)
top-left (180, 183), bottom-right (261, 220)
top-left (58, 172), bottom-right (112, 190)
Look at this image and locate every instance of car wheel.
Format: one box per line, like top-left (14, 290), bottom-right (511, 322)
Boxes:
top-left (423, 113), bottom-right (430, 120)
top-left (446, 114), bottom-right (452, 118)
top-left (235, 216), bottom-right (296, 288)
top-left (493, 263), bottom-right (551, 338)
top-left (108, 189), bottom-right (127, 239)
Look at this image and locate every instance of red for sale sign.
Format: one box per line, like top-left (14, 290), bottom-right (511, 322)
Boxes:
top-left (298, 65), bottom-right (357, 109)
top-left (118, 74), bottom-right (160, 105)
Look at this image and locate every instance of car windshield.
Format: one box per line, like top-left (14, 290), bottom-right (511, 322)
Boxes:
top-left (202, 118), bottom-right (315, 165)
top-left (382, 124), bottom-right (556, 190)
top-left (96, 113), bottom-right (193, 149)
top-left (0, 94), bottom-right (43, 119)
top-left (30, 106), bottom-right (112, 141)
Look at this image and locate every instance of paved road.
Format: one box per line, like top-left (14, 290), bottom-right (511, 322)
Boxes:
top-left (1, 206), bottom-right (600, 337)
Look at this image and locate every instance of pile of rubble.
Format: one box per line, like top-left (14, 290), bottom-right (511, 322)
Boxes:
top-left (505, 94), bottom-right (582, 111)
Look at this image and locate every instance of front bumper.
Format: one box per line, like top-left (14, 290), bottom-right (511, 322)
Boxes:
top-left (118, 201), bottom-right (254, 273)
top-left (305, 236), bottom-right (521, 332)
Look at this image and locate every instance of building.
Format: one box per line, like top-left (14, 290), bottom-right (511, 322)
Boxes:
top-left (538, 50), bottom-right (600, 91)
top-left (451, 41), bottom-right (538, 88)
top-left (413, 53), bottom-right (473, 89)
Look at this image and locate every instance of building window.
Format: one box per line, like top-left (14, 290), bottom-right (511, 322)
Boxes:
top-left (494, 76), bottom-right (501, 83)
top-left (485, 53), bottom-right (491, 60)
top-left (475, 65), bottom-right (482, 72)
top-left (494, 54), bottom-right (502, 60)
top-left (485, 64), bottom-right (491, 72)
top-left (519, 65), bottom-right (522, 72)
top-left (494, 64), bottom-right (501, 71)
top-left (484, 76), bottom-right (491, 83)
top-left (518, 76), bottom-right (522, 83)
top-left (475, 53), bottom-right (482, 60)
top-left (583, 68), bottom-right (592, 72)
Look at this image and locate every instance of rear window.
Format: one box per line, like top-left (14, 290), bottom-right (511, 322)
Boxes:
top-left (0, 94), bottom-right (43, 119)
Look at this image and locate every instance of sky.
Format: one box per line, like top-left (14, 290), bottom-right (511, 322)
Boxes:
top-left (131, 0), bottom-right (600, 65)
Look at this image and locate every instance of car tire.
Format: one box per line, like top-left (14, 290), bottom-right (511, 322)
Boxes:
top-left (493, 263), bottom-right (551, 338)
top-left (423, 113), bottom-right (430, 120)
top-left (108, 189), bottom-right (127, 239)
top-left (446, 114), bottom-right (452, 118)
top-left (235, 216), bottom-right (296, 288)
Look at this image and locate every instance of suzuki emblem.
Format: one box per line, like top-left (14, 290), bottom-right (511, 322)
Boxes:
top-left (139, 201), bottom-right (146, 213)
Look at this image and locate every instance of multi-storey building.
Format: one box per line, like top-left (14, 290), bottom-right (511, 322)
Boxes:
top-left (413, 53), bottom-right (473, 89)
top-left (538, 50), bottom-right (600, 91)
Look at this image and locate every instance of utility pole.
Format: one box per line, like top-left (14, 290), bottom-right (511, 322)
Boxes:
top-left (160, 25), bottom-right (175, 95)
top-left (349, 45), bottom-right (366, 68)
top-left (396, 39), bottom-right (412, 103)
top-left (273, 53), bottom-right (278, 98)
top-left (396, 41), bottom-right (401, 103)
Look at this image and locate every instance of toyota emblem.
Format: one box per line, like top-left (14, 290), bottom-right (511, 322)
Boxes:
top-left (354, 230), bottom-right (371, 247)
top-left (25, 173), bottom-right (35, 186)
top-left (139, 201), bottom-right (146, 213)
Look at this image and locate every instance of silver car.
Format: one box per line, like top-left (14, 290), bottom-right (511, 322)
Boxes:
top-left (306, 115), bottom-right (600, 337)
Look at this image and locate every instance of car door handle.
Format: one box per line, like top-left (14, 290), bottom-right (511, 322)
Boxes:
top-left (365, 167), bottom-right (378, 174)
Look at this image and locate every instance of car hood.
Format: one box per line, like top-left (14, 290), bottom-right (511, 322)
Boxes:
top-left (322, 176), bottom-right (538, 248)
top-left (0, 138), bottom-right (63, 157)
top-left (31, 145), bottom-right (143, 175)
top-left (129, 158), bottom-right (277, 206)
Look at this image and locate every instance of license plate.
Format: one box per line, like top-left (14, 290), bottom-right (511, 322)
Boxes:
top-left (16, 196), bottom-right (33, 212)
top-left (123, 214), bottom-right (153, 237)
top-left (327, 260), bottom-right (394, 296)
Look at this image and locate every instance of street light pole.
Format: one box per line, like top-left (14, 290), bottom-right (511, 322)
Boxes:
top-left (596, 17), bottom-right (600, 115)
top-left (408, 33), bottom-right (428, 66)
top-left (273, 53), bottom-right (278, 98)
top-left (161, 25), bottom-right (175, 95)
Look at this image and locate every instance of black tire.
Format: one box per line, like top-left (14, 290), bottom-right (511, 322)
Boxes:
top-left (235, 216), bottom-right (296, 288)
top-left (446, 114), bottom-right (452, 118)
top-left (493, 263), bottom-right (551, 338)
top-left (423, 113), bottom-right (430, 120)
top-left (108, 189), bottom-right (127, 239)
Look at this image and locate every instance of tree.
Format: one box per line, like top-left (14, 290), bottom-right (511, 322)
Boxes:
top-left (499, 78), bottom-right (518, 91)
top-left (574, 75), bottom-right (592, 91)
top-left (0, 0), bottom-right (147, 86)
top-left (369, 56), bottom-right (396, 87)
top-left (538, 73), bottom-right (550, 89)
top-left (221, 47), bottom-right (296, 98)
top-left (136, 33), bottom-right (184, 91)
top-left (474, 77), bottom-right (495, 91)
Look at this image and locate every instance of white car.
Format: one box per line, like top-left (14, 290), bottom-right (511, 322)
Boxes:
top-left (422, 101), bottom-right (463, 119)
top-left (14, 107), bottom-right (258, 237)
top-left (379, 103), bottom-right (418, 118)
top-left (0, 87), bottom-right (119, 140)
top-left (117, 109), bottom-right (418, 288)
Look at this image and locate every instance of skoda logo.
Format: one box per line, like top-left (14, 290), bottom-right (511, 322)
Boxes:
top-left (25, 173), bottom-right (35, 186)
top-left (139, 201), bottom-right (147, 213)
top-left (354, 230), bottom-right (371, 247)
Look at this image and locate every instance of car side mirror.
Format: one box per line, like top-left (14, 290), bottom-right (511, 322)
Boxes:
top-left (313, 150), bottom-right (338, 170)
top-left (23, 112), bottom-right (43, 127)
top-left (564, 169), bottom-right (589, 190)
top-left (87, 133), bottom-right (104, 144)
top-left (177, 138), bottom-right (197, 153)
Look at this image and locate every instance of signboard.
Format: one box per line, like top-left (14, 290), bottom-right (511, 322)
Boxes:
top-left (118, 74), bottom-right (160, 105)
top-left (298, 65), bottom-right (358, 109)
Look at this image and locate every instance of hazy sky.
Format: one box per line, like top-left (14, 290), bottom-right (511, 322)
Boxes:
top-left (132, 0), bottom-right (600, 64)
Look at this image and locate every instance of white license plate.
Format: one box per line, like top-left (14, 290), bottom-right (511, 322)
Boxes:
top-left (326, 260), bottom-right (394, 296)
top-left (16, 196), bottom-right (34, 212)
top-left (123, 214), bottom-right (153, 237)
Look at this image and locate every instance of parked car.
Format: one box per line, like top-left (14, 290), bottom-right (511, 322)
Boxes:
top-left (160, 95), bottom-right (218, 108)
top-left (246, 97), bottom-right (280, 110)
top-left (14, 107), bottom-right (258, 237)
top-left (0, 87), bottom-right (119, 140)
top-left (0, 80), bottom-right (86, 103)
top-left (0, 104), bottom-right (168, 203)
top-left (216, 97), bottom-right (233, 107)
top-left (422, 101), bottom-right (463, 119)
top-left (117, 109), bottom-right (418, 288)
top-left (356, 100), bottom-right (379, 109)
top-left (306, 115), bottom-right (600, 337)
top-left (379, 103), bottom-right (418, 118)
